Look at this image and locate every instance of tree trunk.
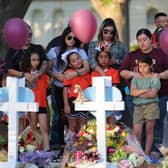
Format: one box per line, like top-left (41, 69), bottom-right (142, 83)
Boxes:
top-left (90, 0), bottom-right (129, 46)
top-left (0, 0), bottom-right (32, 59)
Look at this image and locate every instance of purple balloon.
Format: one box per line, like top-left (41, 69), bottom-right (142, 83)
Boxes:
top-left (159, 28), bottom-right (168, 55)
top-left (3, 18), bottom-right (29, 50)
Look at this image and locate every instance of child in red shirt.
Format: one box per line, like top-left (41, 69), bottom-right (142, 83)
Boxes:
top-left (22, 47), bottom-right (49, 150)
top-left (91, 47), bottom-right (121, 128)
top-left (63, 52), bottom-right (91, 133)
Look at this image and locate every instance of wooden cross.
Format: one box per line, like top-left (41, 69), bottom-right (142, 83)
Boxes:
top-left (0, 77), bottom-right (38, 168)
top-left (75, 77), bottom-right (125, 167)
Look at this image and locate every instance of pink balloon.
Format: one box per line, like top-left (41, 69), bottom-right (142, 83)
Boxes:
top-left (3, 18), bottom-right (29, 50)
top-left (70, 9), bottom-right (97, 43)
top-left (159, 28), bottom-right (168, 55)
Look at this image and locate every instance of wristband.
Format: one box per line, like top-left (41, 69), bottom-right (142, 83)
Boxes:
top-left (20, 72), bottom-right (25, 78)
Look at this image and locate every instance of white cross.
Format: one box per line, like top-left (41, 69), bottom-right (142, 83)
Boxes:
top-left (75, 77), bottom-right (125, 167)
top-left (0, 77), bottom-right (38, 168)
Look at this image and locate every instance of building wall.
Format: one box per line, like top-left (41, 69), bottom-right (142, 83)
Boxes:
top-left (129, 0), bottom-right (168, 44)
top-left (24, 0), bottom-right (102, 48)
top-left (24, 0), bottom-right (168, 47)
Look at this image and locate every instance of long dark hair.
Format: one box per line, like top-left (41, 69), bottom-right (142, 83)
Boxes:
top-left (21, 46), bottom-right (42, 72)
top-left (97, 18), bottom-right (119, 43)
top-left (57, 26), bottom-right (80, 68)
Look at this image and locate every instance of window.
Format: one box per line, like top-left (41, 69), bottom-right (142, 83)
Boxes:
top-left (31, 9), bottom-right (44, 38)
top-left (147, 8), bottom-right (158, 25)
top-left (52, 8), bottom-right (64, 35)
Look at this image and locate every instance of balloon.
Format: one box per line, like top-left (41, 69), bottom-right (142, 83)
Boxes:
top-left (159, 28), bottom-right (168, 55)
top-left (3, 18), bottom-right (29, 50)
top-left (70, 9), bottom-right (97, 43)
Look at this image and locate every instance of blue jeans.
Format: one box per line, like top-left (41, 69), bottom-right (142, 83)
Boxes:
top-left (50, 86), bottom-right (65, 146)
top-left (154, 96), bottom-right (168, 145)
top-left (50, 93), bottom-right (60, 146)
top-left (124, 95), bottom-right (134, 128)
top-left (0, 111), bottom-right (3, 119)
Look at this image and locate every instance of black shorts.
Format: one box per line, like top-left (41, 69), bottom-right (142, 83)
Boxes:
top-left (38, 107), bottom-right (47, 114)
top-left (65, 98), bottom-right (89, 119)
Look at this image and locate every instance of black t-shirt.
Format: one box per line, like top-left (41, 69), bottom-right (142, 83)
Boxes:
top-left (5, 43), bottom-right (47, 72)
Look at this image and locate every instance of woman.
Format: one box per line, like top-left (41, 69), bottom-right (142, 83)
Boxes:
top-left (88, 18), bottom-right (128, 74)
top-left (120, 28), bottom-right (168, 158)
top-left (47, 26), bottom-right (89, 159)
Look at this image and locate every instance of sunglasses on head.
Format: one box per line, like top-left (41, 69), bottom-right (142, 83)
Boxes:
top-left (66, 35), bottom-right (76, 41)
top-left (103, 29), bottom-right (114, 35)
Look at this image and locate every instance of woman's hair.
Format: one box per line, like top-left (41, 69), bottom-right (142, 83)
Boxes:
top-left (136, 28), bottom-right (152, 39)
top-left (21, 46), bottom-right (42, 72)
top-left (97, 18), bottom-right (119, 43)
top-left (57, 26), bottom-right (80, 68)
top-left (138, 55), bottom-right (153, 66)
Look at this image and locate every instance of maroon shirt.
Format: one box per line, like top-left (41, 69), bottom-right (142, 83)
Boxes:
top-left (120, 48), bottom-right (168, 96)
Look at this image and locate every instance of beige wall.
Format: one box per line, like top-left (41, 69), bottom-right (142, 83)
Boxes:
top-left (24, 0), bottom-right (102, 48)
top-left (24, 0), bottom-right (168, 47)
top-left (129, 0), bottom-right (168, 44)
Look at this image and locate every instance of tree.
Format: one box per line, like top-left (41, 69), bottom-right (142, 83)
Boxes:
top-left (0, 0), bottom-right (32, 59)
top-left (90, 0), bottom-right (130, 46)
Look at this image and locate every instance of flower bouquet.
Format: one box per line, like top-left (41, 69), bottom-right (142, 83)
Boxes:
top-left (62, 120), bottom-right (99, 168)
top-left (62, 120), bottom-right (146, 168)
top-left (18, 126), bottom-right (41, 153)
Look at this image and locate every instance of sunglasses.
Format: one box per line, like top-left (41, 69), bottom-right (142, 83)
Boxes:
top-left (103, 29), bottom-right (114, 35)
top-left (66, 35), bottom-right (76, 41)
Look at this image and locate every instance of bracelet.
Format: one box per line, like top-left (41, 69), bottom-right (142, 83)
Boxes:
top-left (76, 70), bottom-right (81, 76)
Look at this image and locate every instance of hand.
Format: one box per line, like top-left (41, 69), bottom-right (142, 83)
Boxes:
top-left (64, 104), bottom-right (71, 114)
top-left (25, 73), bottom-right (35, 84)
top-left (64, 71), bottom-right (76, 79)
top-left (131, 72), bottom-right (143, 79)
top-left (110, 57), bottom-right (118, 65)
top-left (152, 73), bottom-right (159, 78)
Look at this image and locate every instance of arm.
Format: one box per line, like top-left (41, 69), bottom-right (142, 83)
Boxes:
top-left (130, 82), bottom-right (149, 97)
top-left (48, 60), bottom-right (64, 82)
top-left (158, 70), bottom-right (168, 79)
top-left (141, 88), bottom-right (158, 98)
top-left (64, 59), bottom-right (90, 79)
top-left (120, 70), bottom-right (142, 80)
top-left (63, 87), bottom-right (71, 114)
top-left (7, 69), bottom-right (35, 83)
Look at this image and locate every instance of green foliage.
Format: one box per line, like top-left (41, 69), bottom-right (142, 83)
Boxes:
top-left (103, 0), bottom-right (113, 5)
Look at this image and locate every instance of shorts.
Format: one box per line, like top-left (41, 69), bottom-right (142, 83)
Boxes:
top-left (65, 97), bottom-right (89, 119)
top-left (133, 102), bottom-right (160, 124)
top-left (38, 107), bottom-right (47, 114)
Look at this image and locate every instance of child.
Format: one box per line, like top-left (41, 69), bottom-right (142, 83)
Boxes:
top-left (63, 52), bottom-right (91, 134)
top-left (91, 47), bottom-right (121, 128)
top-left (130, 55), bottom-right (160, 155)
top-left (22, 47), bottom-right (50, 151)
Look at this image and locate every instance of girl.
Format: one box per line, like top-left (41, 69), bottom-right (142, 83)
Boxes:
top-left (22, 46), bottom-right (50, 151)
top-left (91, 46), bottom-right (121, 128)
top-left (63, 52), bottom-right (91, 134)
top-left (130, 55), bottom-right (160, 155)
